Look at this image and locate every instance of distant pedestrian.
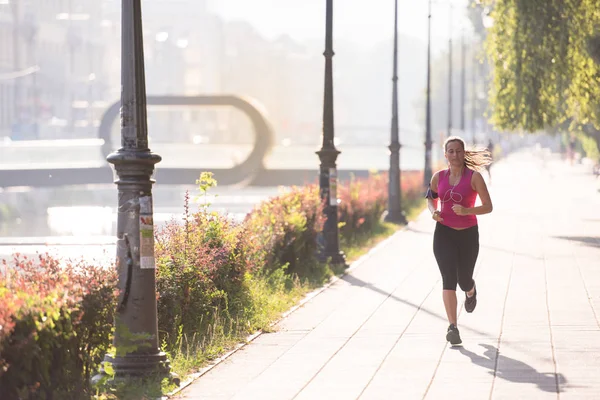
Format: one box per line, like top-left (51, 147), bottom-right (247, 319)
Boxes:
top-left (485, 138), bottom-right (494, 184)
top-left (425, 136), bottom-right (493, 346)
top-left (567, 134), bottom-right (576, 165)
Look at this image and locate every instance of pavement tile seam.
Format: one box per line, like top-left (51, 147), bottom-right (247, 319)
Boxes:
top-left (290, 252), bottom-right (436, 400)
top-left (353, 276), bottom-right (441, 400)
top-left (549, 238), bottom-right (600, 397)
top-left (543, 246), bottom-right (573, 395)
top-left (573, 253), bottom-right (600, 331)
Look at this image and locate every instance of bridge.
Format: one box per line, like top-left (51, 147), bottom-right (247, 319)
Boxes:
top-left (0, 95), bottom-right (427, 188)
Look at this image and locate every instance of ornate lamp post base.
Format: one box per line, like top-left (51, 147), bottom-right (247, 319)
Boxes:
top-left (92, 353), bottom-right (177, 386)
top-left (384, 211), bottom-right (407, 225)
top-left (316, 147), bottom-right (346, 267)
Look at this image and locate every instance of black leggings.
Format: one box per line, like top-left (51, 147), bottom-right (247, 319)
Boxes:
top-left (433, 223), bottom-right (479, 291)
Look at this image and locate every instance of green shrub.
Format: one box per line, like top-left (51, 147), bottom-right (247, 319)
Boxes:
top-left (0, 254), bottom-right (117, 399)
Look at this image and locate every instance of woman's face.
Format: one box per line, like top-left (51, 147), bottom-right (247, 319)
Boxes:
top-left (445, 140), bottom-right (465, 167)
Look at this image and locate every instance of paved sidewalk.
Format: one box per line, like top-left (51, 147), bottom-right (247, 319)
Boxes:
top-left (175, 149), bottom-right (600, 399)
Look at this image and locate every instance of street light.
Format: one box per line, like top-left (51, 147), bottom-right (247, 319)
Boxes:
top-left (385, 0), bottom-right (407, 224)
top-left (316, 0), bottom-right (346, 266)
top-left (66, 25), bottom-right (80, 135)
top-left (21, 12), bottom-right (38, 135)
top-left (9, 0), bottom-right (22, 127)
top-left (423, 0), bottom-right (433, 188)
top-left (471, 43), bottom-right (478, 144)
top-left (98, 0), bottom-right (172, 383)
top-left (460, 28), bottom-right (466, 135)
top-left (447, 3), bottom-right (453, 138)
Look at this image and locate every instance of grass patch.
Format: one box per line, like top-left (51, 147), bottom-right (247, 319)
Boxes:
top-left (341, 221), bottom-right (400, 263)
top-left (94, 376), bottom-right (177, 400)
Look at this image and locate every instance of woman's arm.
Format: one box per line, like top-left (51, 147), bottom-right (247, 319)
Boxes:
top-left (453, 171), bottom-right (493, 216)
top-left (427, 172), bottom-right (443, 222)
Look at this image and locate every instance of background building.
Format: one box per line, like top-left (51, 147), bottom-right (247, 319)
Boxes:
top-left (0, 0), bottom-right (113, 139)
top-left (0, 0), bottom-right (431, 152)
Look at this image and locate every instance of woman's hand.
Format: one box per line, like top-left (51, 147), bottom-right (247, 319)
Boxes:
top-left (452, 204), bottom-right (469, 216)
top-left (432, 211), bottom-right (443, 222)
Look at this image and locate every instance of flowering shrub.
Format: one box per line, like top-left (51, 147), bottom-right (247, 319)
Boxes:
top-left (337, 173), bottom-right (387, 240)
top-left (155, 206), bottom-right (253, 346)
top-left (337, 170), bottom-right (424, 243)
top-left (243, 186), bottom-right (324, 277)
top-left (0, 254), bottom-right (117, 399)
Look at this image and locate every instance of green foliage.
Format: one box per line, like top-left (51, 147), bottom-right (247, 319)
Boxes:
top-left (576, 130), bottom-right (600, 162)
top-left (243, 186), bottom-right (324, 278)
top-left (0, 203), bottom-right (19, 224)
top-left (195, 171), bottom-right (218, 210)
top-left (485, 0), bottom-right (600, 138)
top-left (0, 255), bottom-right (117, 399)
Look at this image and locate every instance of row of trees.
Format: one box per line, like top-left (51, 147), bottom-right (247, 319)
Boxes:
top-left (483, 0), bottom-right (600, 159)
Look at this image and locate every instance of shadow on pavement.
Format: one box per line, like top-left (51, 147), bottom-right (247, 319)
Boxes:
top-left (456, 344), bottom-right (568, 393)
top-left (341, 274), bottom-right (491, 338)
top-left (552, 235), bottom-right (600, 248)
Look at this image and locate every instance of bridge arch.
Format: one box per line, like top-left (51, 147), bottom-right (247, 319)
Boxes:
top-left (98, 95), bottom-right (275, 184)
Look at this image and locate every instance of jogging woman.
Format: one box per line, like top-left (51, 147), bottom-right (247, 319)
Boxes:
top-left (426, 136), bottom-right (493, 346)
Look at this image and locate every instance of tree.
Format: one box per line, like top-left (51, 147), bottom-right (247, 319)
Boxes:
top-left (483, 0), bottom-right (600, 155)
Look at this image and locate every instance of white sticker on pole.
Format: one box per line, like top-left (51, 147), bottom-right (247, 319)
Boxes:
top-left (139, 196), bottom-right (155, 269)
top-left (329, 168), bottom-right (338, 206)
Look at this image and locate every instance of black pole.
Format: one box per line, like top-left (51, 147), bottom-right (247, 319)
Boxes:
top-left (385, 0), bottom-right (406, 224)
top-left (423, 0), bottom-right (433, 188)
top-left (471, 42), bottom-right (478, 145)
top-left (460, 28), bottom-right (466, 135)
top-left (10, 1), bottom-right (21, 127)
top-left (98, 0), bottom-right (172, 383)
top-left (447, 4), bottom-right (453, 138)
top-left (23, 15), bottom-right (38, 137)
top-left (68, 0), bottom-right (75, 135)
top-left (316, 0), bottom-right (346, 266)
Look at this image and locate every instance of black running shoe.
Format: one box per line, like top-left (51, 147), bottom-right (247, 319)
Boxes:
top-left (446, 324), bottom-right (462, 346)
top-left (465, 282), bottom-right (477, 313)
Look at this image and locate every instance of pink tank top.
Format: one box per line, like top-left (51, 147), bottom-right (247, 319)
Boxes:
top-left (438, 168), bottom-right (478, 229)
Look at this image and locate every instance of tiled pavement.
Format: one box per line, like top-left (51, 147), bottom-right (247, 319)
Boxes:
top-left (175, 149), bottom-right (600, 400)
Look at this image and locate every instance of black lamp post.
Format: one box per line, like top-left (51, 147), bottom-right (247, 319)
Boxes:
top-left (385, 0), bottom-right (407, 224)
top-left (66, 26), bottom-right (79, 134)
top-left (316, 0), bottom-right (346, 266)
top-left (471, 43), bottom-right (478, 145)
top-left (447, 4), bottom-right (453, 138)
top-left (22, 12), bottom-right (38, 135)
top-left (100, 0), bottom-right (171, 382)
top-left (423, 0), bottom-right (433, 188)
top-left (10, 0), bottom-right (21, 126)
top-left (460, 29), bottom-right (466, 135)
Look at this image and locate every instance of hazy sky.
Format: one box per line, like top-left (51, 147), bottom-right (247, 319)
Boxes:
top-left (208, 0), bottom-right (472, 52)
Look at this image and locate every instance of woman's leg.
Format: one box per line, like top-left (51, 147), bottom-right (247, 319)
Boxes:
top-left (457, 226), bottom-right (479, 293)
top-left (457, 226), bottom-right (480, 313)
top-left (433, 223), bottom-right (459, 324)
top-left (442, 290), bottom-right (458, 325)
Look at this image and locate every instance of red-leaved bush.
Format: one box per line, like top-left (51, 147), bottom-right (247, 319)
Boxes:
top-left (243, 185), bottom-right (324, 276)
top-left (337, 170), bottom-right (424, 242)
top-left (0, 254), bottom-right (117, 399)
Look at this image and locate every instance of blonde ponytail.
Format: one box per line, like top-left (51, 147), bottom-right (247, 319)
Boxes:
top-left (444, 136), bottom-right (492, 172)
